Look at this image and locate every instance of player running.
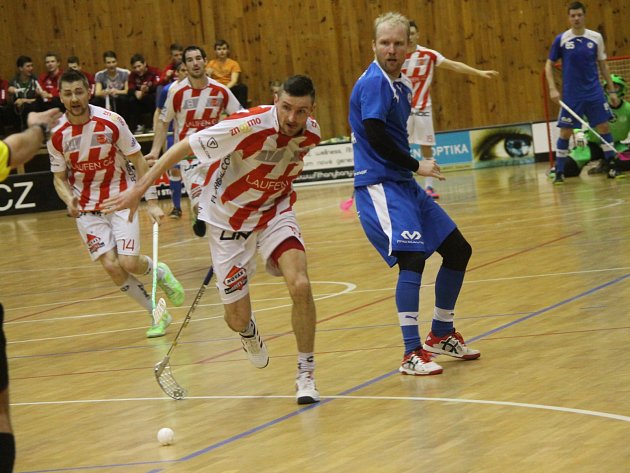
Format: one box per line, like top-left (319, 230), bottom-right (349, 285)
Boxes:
top-left (49, 69), bottom-right (184, 338)
top-left (104, 75), bottom-right (322, 405)
top-left (145, 45), bottom-right (242, 236)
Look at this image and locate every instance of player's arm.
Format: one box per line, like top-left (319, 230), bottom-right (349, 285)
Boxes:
top-left (3, 109), bottom-right (61, 168)
top-left (600, 59), bottom-right (619, 107)
top-left (103, 138), bottom-right (193, 215)
top-left (438, 58), bottom-right (499, 79)
top-left (545, 59), bottom-right (560, 104)
top-left (126, 150), bottom-right (163, 223)
top-left (363, 119), bottom-right (443, 179)
top-left (148, 86), bottom-right (175, 159)
top-left (147, 118), bottom-right (169, 161)
top-left (52, 171), bottom-right (80, 217)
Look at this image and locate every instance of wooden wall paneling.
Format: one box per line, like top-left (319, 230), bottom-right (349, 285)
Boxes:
top-left (85, 1), bottom-right (116, 72)
top-left (1, 0), bottom-right (629, 140)
top-left (322, 0), bottom-right (369, 138)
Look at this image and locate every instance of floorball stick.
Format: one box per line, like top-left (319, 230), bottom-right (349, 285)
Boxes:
top-left (151, 222), bottom-right (167, 325)
top-left (154, 266), bottom-right (214, 400)
top-left (559, 100), bottom-right (621, 158)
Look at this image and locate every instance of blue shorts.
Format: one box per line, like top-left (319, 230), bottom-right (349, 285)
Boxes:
top-left (557, 96), bottom-right (613, 129)
top-left (355, 179), bottom-right (457, 267)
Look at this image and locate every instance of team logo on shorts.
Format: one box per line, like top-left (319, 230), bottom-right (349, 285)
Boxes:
top-left (401, 230), bottom-right (422, 240)
top-left (86, 233), bottom-right (105, 254)
top-left (224, 265), bottom-right (248, 295)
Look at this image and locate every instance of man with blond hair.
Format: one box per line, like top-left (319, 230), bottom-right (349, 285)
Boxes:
top-left (349, 12), bottom-right (480, 377)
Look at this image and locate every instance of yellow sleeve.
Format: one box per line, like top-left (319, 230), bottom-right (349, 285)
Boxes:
top-left (0, 140), bottom-right (10, 182)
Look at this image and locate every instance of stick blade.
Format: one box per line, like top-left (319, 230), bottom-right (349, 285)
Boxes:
top-left (340, 197), bottom-right (354, 211)
top-left (154, 359), bottom-right (187, 400)
top-left (152, 297), bottom-right (167, 325)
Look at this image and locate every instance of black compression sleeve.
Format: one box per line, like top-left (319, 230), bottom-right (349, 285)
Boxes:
top-left (363, 119), bottom-right (419, 172)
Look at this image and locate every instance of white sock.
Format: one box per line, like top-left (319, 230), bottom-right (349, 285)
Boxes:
top-left (143, 256), bottom-right (165, 279)
top-left (434, 307), bottom-right (455, 323)
top-left (297, 352), bottom-right (315, 373)
top-left (239, 315), bottom-right (256, 337)
top-left (120, 275), bottom-right (152, 312)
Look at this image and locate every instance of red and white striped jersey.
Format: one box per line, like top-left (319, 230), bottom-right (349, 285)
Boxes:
top-left (401, 45), bottom-right (445, 111)
top-left (48, 105), bottom-right (141, 211)
top-left (160, 77), bottom-right (242, 142)
top-left (189, 105), bottom-right (321, 232)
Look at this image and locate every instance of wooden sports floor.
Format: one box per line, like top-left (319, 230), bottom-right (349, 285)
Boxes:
top-left (3, 162), bottom-right (630, 472)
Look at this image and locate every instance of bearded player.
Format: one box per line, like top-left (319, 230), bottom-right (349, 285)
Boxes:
top-left (145, 45), bottom-right (242, 237)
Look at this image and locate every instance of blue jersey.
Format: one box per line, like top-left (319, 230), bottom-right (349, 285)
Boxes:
top-left (548, 29), bottom-right (607, 102)
top-left (349, 61), bottom-right (414, 186)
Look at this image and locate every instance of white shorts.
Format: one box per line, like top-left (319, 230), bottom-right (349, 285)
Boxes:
top-left (207, 211), bottom-right (305, 304)
top-left (407, 107), bottom-right (435, 147)
top-left (75, 209), bottom-right (140, 261)
top-left (181, 157), bottom-right (209, 208)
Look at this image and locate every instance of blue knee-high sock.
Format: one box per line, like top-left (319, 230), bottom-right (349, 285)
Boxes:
top-left (432, 266), bottom-right (465, 336)
top-left (555, 137), bottom-right (569, 173)
top-left (396, 270), bottom-right (422, 354)
top-left (169, 177), bottom-right (182, 210)
top-left (600, 132), bottom-right (615, 162)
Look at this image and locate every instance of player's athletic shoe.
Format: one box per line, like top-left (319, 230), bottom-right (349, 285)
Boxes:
top-left (553, 172), bottom-right (564, 185)
top-left (240, 318), bottom-right (269, 368)
top-left (608, 166), bottom-right (626, 179)
top-left (425, 186), bottom-right (440, 199)
top-left (146, 309), bottom-right (172, 338)
top-left (157, 263), bottom-right (185, 307)
top-left (192, 218), bottom-right (206, 237)
top-left (423, 330), bottom-right (480, 360)
top-left (168, 208), bottom-right (182, 219)
top-left (296, 371), bottom-right (320, 404)
top-left (399, 348), bottom-right (443, 375)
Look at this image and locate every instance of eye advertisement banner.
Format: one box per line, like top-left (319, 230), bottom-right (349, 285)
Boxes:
top-left (410, 123), bottom-right (535, 169)
top-left (469, 124), bottom-right (535, 168)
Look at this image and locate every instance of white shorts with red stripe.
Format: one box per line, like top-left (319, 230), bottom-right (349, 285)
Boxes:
top-left (75, 209), bottom-right (141, 261)
top-left (207, 211), bottom-right (305, 304)
top-left (181, 157), bottom-right (209, 208)
top-left (407, 106), bottom-right (435, 147)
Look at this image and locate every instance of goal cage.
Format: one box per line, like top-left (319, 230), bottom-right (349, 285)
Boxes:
top-left (541, 55), bottom-right (630, 165)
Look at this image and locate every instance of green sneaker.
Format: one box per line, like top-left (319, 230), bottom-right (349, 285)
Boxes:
top-left (146, 310), bottom-right (173, 338)
top-left (157, 263), bottom-right (185, 307)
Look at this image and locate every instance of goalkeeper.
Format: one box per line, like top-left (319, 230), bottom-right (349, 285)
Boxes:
top-left (566, 74), bottom-right (630, 177)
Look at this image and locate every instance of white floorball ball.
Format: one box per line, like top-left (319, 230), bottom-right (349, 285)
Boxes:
top-left (157, 427), bottom-right (175, 446)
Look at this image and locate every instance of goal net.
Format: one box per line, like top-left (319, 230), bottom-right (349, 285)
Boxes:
top-left (541, 55), bottom-right (630, 164)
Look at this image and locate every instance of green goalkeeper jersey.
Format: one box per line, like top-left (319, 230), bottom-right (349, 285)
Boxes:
top-left (586, 100), bottom-right (630, 143)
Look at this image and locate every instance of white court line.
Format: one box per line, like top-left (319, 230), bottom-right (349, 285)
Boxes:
top-left (12, 265), bottom-right (629, 315)
top-left (7, 282), bottom-right (356, 344)
top-left (8, 315), bottom-right (227, 344)
top-left (12, 394), bottom-right (630, 423)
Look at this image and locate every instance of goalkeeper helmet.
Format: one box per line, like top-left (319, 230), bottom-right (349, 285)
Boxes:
top-left (603, 74), bottom-right (627, 99)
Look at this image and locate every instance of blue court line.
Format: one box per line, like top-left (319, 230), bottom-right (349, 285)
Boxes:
top-left (18, 272), bottom-right (630, 473)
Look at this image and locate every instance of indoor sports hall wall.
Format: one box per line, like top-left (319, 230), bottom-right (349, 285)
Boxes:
top-left (1, 0), bottom-right (628, 140)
